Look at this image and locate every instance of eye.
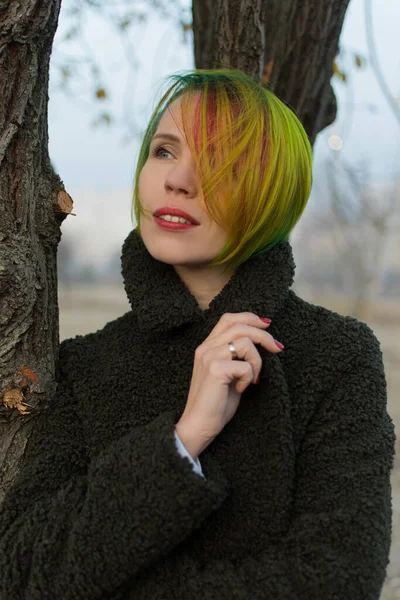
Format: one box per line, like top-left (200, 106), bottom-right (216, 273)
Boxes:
top-left (150, 144), bottom-right (173, 159)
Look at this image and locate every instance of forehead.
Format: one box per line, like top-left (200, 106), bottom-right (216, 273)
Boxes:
top-left (156, 99), bottom-right (183, 132)
top-left (155, 93), bottom-right (202, 135)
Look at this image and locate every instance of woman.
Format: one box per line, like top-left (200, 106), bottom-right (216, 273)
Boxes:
top-left (0, 69), bottom-right (396, 599)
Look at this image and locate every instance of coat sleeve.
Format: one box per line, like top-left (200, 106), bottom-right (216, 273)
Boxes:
top-left (168, 322), bottom-right (396, 600)
top-left (0, 372), bottom-right (229, 599)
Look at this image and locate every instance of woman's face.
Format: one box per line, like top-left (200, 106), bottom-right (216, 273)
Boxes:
top-left (138, 96), bottom-right (229, 269)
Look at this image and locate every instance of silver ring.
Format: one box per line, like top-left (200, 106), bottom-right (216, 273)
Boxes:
top-left (228, 341), bottom-right (238, 360)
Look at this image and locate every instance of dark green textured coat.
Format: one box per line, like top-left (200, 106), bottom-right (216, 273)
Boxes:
top-left (0, 229), bottom-right (396, 600)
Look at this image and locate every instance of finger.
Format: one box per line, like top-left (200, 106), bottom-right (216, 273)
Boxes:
top-left (202, 337), bottom-right (262, 384)
top-left (209, 359), bottom-right (254, 394)
top-left (207, 312), bottom-right (271, 341)
top-left (207, 323), bottom-right (283, 356)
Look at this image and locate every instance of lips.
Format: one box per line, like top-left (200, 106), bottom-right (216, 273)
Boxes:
top-left (153, 207), bottom-right (199, 225)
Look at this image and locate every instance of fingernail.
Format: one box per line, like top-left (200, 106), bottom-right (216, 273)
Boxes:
top-left (274, 339), bottom-right (285, 350)
top-left (259, 317), bottom-right (271, 324)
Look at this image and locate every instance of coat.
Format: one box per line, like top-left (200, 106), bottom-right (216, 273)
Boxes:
top-left (0, 228), bottom-right (396, 600)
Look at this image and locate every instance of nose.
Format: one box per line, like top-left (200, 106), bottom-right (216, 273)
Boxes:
top-left (164, 159), bottom-right (198, 199)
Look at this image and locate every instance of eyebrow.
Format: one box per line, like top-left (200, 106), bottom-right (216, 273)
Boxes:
top-left (151, 133), bottom-right (182, 144)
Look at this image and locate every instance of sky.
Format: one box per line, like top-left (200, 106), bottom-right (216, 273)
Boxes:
top-left (48, 0), bottom-right (400, 269)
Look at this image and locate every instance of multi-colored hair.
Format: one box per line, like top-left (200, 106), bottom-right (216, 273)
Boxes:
top-left (132, 68), bottom-right (313, 274)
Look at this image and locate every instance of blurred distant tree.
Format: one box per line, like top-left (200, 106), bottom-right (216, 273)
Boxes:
top-left (57, 234), bottom-right (75, 286)
top-left (0, 0), bottom-right (351, 501)
top-left (57, 232), bottom-right (98, 286)
top-left (320, 157), bottom-right (400, 319)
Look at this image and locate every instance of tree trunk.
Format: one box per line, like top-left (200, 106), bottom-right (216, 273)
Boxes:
top-left (0, 0), bottom-right (70, 503)
top-left (192, 0), bottom-right (351, 145)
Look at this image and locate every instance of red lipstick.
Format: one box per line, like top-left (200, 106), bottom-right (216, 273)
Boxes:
top-left (153, 206), bottom-right (200, 231)
top-left (153, 207), bottom-right (199, 225)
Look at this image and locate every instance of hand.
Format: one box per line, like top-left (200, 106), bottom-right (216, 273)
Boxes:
top-left (175, 312), bottom-right (284, 459)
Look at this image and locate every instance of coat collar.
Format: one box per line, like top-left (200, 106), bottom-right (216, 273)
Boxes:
top-left (121, 228), bottom-right (296, 332)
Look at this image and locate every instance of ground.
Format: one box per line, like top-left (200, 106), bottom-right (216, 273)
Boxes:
top-left (58, 284), bottom-right (400, 599)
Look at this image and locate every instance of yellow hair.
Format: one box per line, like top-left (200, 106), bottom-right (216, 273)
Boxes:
top-left (132, 68), bottom-right (313, 274)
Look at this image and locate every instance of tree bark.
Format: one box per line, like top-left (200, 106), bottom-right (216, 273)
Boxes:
top-left (0, 0), bottom-right (68, 503)
top-left (192, 0), bottom-right (351, 145)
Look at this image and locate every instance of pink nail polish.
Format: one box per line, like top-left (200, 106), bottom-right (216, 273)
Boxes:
top-left (274, 339), bottom-right (285, 350)
top-left (259, 317), bottom-right (271, 324)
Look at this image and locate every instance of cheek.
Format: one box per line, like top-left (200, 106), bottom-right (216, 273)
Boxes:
top-left (207, 222), bottom-right (228, 245)
top-left (138, 171), bottom-right (144, 194)
top-left (138, 168), bottom-right (153, 199)
top-left (140, 161), bottom-right (153, 178)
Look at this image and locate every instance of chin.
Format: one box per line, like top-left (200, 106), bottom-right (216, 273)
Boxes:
top-left (142, 236), bottom-right (187, 263)
top-left (150, 249), bottom-right (204, 267)
top-left (143, 238), bottom-right (211, 268)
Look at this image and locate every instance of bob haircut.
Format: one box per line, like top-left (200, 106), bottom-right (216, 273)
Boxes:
top-left (132, 68), bottom-right (313, 274)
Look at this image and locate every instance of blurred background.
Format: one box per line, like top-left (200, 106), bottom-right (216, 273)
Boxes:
top-left (49, 1), bottom-right (399, 596)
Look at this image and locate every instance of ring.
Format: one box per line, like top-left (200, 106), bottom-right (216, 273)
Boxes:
top-left (228, 341), bottom-right (238, 360)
